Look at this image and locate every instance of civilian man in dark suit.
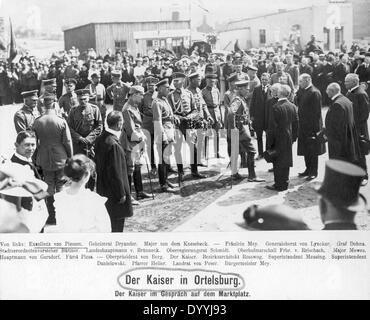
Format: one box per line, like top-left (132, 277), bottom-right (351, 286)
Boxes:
top-left (296, 74), bottom-right (326, 180)
top-left (250, 73), bottom-right (271, 159)
top-left (325, 83), bottom-right (361, 165)
top-left (33, 94), bottom-right (73, 225)
top-left (355, 55), bottom-right (370, 94)
top-left (345, 73), bottom-right (370, 184)
top-left (318, 160), bottom-right (367, 230)
top-left (334, 54), bottom-right (350, 93)
top-left (95, 111), bottom-right (133, 232)
top-left (266, 85), bottom-right (298, 191)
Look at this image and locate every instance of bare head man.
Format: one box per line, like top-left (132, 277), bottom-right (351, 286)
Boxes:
top-left (344, 73), bottom-right (359, 91)
top-left (277, 84), bottom-right (291, 99)
top-left (326, 83), bottom-right (341, 99)
top-left (298, 73), bottom-right (312, 90)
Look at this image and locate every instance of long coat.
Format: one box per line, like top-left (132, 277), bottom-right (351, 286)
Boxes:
top-left (346, 86), bottom-right (370, 142)
top-left (267, 99), bottom-right (298, 168)
top-left (325, 94), bottom-right (361, 163)
top-left (95, 131), bottom-right (133, 219)
top-left (295, 85), bottom-right (326, 156)
top-left (250, 85), bottom-right (271, 132)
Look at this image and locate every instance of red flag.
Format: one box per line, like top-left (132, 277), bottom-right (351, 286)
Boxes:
top-left (8, 18), bottom-right (17, 62)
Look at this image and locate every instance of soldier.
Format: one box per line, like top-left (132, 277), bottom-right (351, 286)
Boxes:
top-left (106, 70), bottom-right (131, 112)
top-left (168, 72), bottom-right (205, 180)
top-left (245, 65), bottom-right (261, 105)
top-left (224, 73), bottom-right (238, 157)
top-left (152, 78), bottom-right (178, 193)
top-left (284, 53), bottom-right (300, 92)
top-left (234, 60), bottom-right (248, 81)
top-left (345, 73), bottom-right (370, 184)
top-left (58, 78), bottom-right (79, 119)
top-left (139, 75), bottom-right (158, 175)
top-left (14, 90), bottom-right (39, 133)
top-left (202, 73), bottom-right (223, 159)
top-left (33, 93), bottom-right (73, 225)
top-left (86, 72), bottom-right (107, 125)
top-left (67, 89), bottom-right (103, 189)
top-left (37, 78), bottom-right (60, 115)
top-left (187, 72), bottom-right (213, 167)
top-left (229, 80), bottom-right (266, 182)
top-left (121, 85), bottom-right (152, 203)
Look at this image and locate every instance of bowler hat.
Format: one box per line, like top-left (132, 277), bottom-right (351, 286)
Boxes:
top-left (317, 160), bottom-right (367, 212)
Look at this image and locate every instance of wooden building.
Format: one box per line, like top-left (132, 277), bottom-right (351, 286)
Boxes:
top-left (63, 20), bottom-right (191, 56)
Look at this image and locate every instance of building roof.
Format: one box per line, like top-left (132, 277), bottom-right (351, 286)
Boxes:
top-left (63, 20), bottom-right (191, 32)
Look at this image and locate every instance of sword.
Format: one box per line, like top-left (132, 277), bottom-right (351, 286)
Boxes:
top-left (140, 147), bottom-right (155, 200)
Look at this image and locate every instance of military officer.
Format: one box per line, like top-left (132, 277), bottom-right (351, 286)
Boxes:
top-left (229, 80), bottom-right (266, 182)
top-left (14, 90), bottom-right (39, 133)
top-left (106, 70), bottom-right (131, 111)
top-left (58, 78), bottom-right (79, 119)
top-left (202, 73), bottom-right (223, 158)
top-left (234, 60), bottom-right (249, 81)
top-left (139, 75), bottom-right (159, 175)
top-left (152, 78), bottom-right (178, 193)
top-left (168, 72), bottom-right (205, 180)
top-left (224, 73), bottom-right (238, 157)
top-left (67, 89), bottom-right (103, 190)
top-left (187, 72), bottom-right (213, 167)
top-left (121, 85), bottom-right (152, 202)
top-left (37, 78), bottom-right (61, 115)
top-left (86, 72), bottom-right (107, 125)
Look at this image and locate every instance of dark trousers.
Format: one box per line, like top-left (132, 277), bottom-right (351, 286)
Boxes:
top-left (128, 166), bottom-right (143, 194)
top-left (358, 155), bottom-right (368, 178)
top-left (273, 164), bottom-right (290, 190)
top-left (256, 130), bottom-right (264, 156)
top-left (158, 144), bottom-right (169, 186)
top-left (110, 217), bottom-right (125, 233)
top-left (150, 134), bottom-right (156, 169)
top-left (304, 154), bottom-right (319, 176)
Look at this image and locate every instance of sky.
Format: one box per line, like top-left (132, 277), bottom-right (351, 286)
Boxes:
top-left (0, 0), bottom-right (330, 33)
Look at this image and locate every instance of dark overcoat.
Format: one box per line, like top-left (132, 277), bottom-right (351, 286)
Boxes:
top-left (325, 94), bottom-right (361, 163)
top-left (95, 131), bottom-right (133, 219)
top-left (295, 85), bottom-right (326, 156)
top-left (250, 85), bottom-right (271, 132)
top-left (267, 99), bottom-right (298, 168)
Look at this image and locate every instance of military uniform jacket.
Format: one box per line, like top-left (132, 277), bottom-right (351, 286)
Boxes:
top-left (106, 81), bottom-right (130, 111)
top-left (325, 94), bottom-right (361, 163)
top-left (67, 103), bottom-right (103, 154)
top-left (33, 112), bottom-right (73, 171)
top-left (187, 86), bottom-right (211, 120)
top-left (228, 94), bottom-right (251, 141)
top-left (58, 92), bottom-right (79, 116)
top-left (224, 90), bottom-right (236, 131)
top-left (202, 86), bottom-right (222, 124)
top-left (14, 105), bottom-right (39, 133)
top-left (346, 86), bottom-right (370, 141)
top-left (152, 96), bottom-right (175, 143)
top-left (267, 99), bottom-right (298, 168)
top-left (295, 85), bottom-right (326, 156)
top-left (122, 102), bottom-right (145, 152)
top-left (139, 91), bottom-right (156, 134)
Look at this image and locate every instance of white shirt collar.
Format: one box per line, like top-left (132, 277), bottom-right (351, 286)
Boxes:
top-left (350, 85), bottom-right (359, 93)
top-left (331, 93), bottom-right (341, 101)
top-left (106, 127), bottom-right (121, 139)
top-left (278, 97), bottom-right (288, 102)
top-left (305, 84), bottom-right (313, 90)
top-left (14, 152), bottom-right (32, 163)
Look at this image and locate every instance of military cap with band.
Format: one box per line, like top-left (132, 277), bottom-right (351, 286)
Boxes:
top-left (21, 90), bottom-right (39, 99)
top-left (317, 160), bottom-right (367, 212)
top-left (43, 93), bottom-right (56, 101)
top-left (145, 76), bottom-right (159, 85)
top-left (235, 80), bottom-right (250, 88)
top-left (111, 70), bottom-right (122, 77)
top-left (66, 78), bottom-right (77, 85)
top-left (129, 85), bottom-right (145, 95)
top-left (188, 72), bottom-right (200, 80)
top-left (172, 72), bottom-right (186, 80)
top-left (156, 78), bottom-right (170, 87)
top-left (75, 89), bottom-right (90, 96)
top-left (42, 78), bottom-right (57, 86)
top-left (247, 65), bottom-right (258, 71)
top-left (205, 73), bottom-right (218, 79)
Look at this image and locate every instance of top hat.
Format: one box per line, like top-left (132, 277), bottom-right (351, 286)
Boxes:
top-left (317, 160), bottom-right (367, 212)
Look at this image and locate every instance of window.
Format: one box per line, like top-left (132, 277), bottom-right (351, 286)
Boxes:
top-left (323, 27), bottom-right (330, 51)
top-left (335, 27), bottom-right (344, 49)
top-left (259, 29), bottom-right (266, 45)
top-left (172, 11), bottom-right (180, 21)
top-left (115, 40), bottom-right (127, 51)
top-left (146, 40), bottom-right (153, 47)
